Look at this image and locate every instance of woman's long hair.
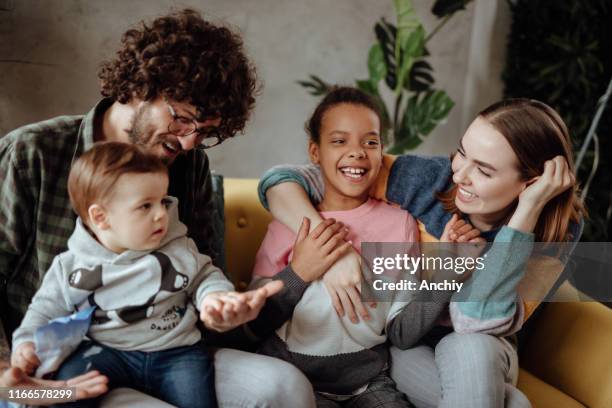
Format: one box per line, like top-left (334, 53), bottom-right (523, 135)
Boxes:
top-left (438, 98), bottom-right (585, 242)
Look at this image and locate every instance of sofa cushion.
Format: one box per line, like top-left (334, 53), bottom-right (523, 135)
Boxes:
top-left (520, 301), bottom-right (612, 408)
top-left (223, 178), bottom-right (273, 290)
top-left (517, 369), bottom-right (585, 408)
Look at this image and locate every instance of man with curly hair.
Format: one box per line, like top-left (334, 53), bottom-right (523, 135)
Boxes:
top-left (0, 8), bottom-right (316, 408)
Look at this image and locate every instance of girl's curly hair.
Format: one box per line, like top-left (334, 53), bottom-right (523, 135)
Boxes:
top-left (98, 9), bottom-right (258, 138)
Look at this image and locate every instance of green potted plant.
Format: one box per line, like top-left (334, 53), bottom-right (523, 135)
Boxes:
top-left (298, 0), bottom-right (472, 153)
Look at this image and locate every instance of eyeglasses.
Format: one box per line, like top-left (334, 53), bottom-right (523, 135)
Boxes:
top-left (166, 101), bottom-right (226, 150)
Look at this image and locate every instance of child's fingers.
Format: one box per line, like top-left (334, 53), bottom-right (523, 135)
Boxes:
top-left (321, 242), bottom-right (353, 274)
top-left (447, 213), bottom-right (459, 228)
top-left (450, 218), bottom-right (466, 230)
top-left (441, 214), bottom-right (458, 241)
top-left (456, 228), bottom-right (481, 242)
top-left (22, 361), bottom-right (37, 375)
top-left (76, 380), bottom-right (109, 400)
top-left (347, 286), bottom-right (370, 321)
top-left (218, 292), bottom-right (246, 311)
top-left (309, 218), bottom-right (338, 240)
top-left (469, 237), bottom-right (487, 244)
top-left (246, 292), bottom-right (264, 310)
top-left (201, 305), bottom-right (224, 324)
top-left (23, 347), bottom-right (40, 366)
top-left (2, 367), bottom-right (27, 387)
top-left (65, 370), bottom-right (103, 384)
top-left (314, 221), bottom-right (345, 247)
top-left (260, 280), bottom-right (284, 298)
top-left (74, 382), bottom-right (109, 399)
top-left (16, 347), bottom-right (40, 374)
top-left (326, 241), bottom-right (353, 265)
top-left (229, 294), bottom-right (250, 316)
top-left (320, 227), bottom-right (349, 254)
top-left (209, 304), bottom-right (226, 320)
top-left (452, 223), bottom-right (474, 237)
top-left (203, 297), bottom-right (224, 313)
top-left (336, 289), bottom-right (358, 323)
top-left (246, 290), bottom-right (268, 311)
top-left (66, 371), bottom-right (110, 399)
top-left (327, 288), bottom-right (345, 317)
top-left (221, 302), bottom-right (238, 322)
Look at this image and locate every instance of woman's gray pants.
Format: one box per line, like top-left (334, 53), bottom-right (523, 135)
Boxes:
top-left (390, 332), bottom-right (532, 408)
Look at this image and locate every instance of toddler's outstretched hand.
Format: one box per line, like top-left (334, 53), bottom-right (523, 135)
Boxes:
top-left (11, 341), bottom-right (40, 375)
top-left (199, 280), bottom-right (284, 332)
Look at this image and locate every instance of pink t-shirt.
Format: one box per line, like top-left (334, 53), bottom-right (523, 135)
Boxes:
top-left (253, 198), bottom-right (419, 278)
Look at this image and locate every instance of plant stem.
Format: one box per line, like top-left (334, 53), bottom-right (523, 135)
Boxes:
top-left (393, 92), bottom-right (403, 136)
top-left (425, 15), bottom-right (452, 44)
top-left (425, 0), bottom-right (474, 44)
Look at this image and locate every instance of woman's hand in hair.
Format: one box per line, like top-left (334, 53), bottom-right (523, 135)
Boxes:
top-left (519, 156), bottom-right (575, 208)
top-left (509, 156), bottom-right (575, 234)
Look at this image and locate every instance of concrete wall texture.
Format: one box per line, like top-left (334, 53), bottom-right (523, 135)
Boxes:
top-left (0, 0), bottom-right (509, 177)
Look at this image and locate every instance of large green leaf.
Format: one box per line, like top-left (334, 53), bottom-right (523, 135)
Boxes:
top-left (387, 133), bottom-right (422, 153)
top-left (355, 79), bottom-right (392, 145)
top-left (356, 79), bottom-right (377, 96)
top-left (296, 75), bottom-right (332, 96)
top-left (395, 25), bottom-right (426, 94)
top-left (394, 0), bottom-right (420, 54)
top-left (375, 19), bottom-right (398, 89)
top-left (431, 0), bottom-right (471, 18)
top-left (393, 0), bottom-right (420, 93)
top-left (367, 44), bottom-right (386, 84)
top-left (389, 90), bottom-right (454, 153)
top-left (407, 59), bottom-right (435, 92)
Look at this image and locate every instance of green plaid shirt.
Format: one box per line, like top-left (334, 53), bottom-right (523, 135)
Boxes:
top-left (0, 99), bottom-right (224, 346)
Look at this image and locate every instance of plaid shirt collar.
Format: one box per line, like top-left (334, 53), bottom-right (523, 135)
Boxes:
top-left (73, 97), bottom-right (113, 160)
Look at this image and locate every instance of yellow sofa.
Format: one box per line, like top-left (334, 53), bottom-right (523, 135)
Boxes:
top-left (223, 178), bottom-right (612, 408)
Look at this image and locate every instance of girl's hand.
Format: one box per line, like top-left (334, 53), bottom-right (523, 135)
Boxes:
top-left (322, 249), bottom-right (374, 324)
top-left (439, 214), bottom-right (486, 282)
top-left (290, 217), bottom-right (352, 282)
top-left (441, 214), bottom-right (483, 243)
top-left (10, 342), bottom-right (40, 375)
top-left (519, 156), bottom-right (575, 209)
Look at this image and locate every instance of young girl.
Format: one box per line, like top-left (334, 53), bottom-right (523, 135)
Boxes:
top-left (250, 87), bottom-right (473, 408)
top-left (259, 98), bottom-right (584, 408)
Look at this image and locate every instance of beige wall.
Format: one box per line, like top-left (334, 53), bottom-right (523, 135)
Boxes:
top-left (0, 0), bottom-right (509, 177)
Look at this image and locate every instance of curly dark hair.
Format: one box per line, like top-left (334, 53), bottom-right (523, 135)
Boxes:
top-left (98, 9), bottom-right (259, 138)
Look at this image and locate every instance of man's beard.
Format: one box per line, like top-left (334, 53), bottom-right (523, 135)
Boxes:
top-left (127, 103), bottom-right (175, 165)
top-left (128, 103), bottom-right (154, 146)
